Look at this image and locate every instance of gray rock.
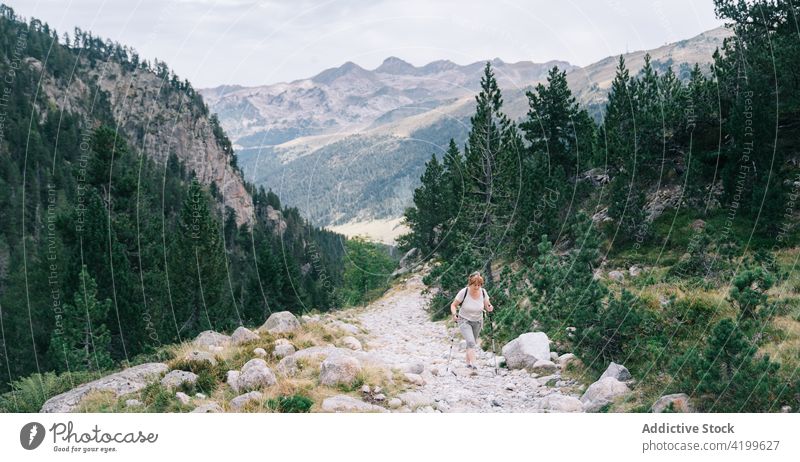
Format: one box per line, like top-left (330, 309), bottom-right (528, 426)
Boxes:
top-left (192, 330), bottom-right (230, 348)
top-left (373, 393), bottom-right (386, 402)
top-left (388, 398), bottom-right (403, 409)
top-left (161, 370), bottom-right (198, 389)
top-left (550, 352), bottom-right (560, 361)
top-left (608, 270), bottom-right (625, 282)
top-left (41, 363), bottom-right (168, 413)
top-left (321, 395), bottom-right (387, 413)
top-left (581, 377), bottom-right (630, 412)
top-left (629, 266), bottom-right (642, 277)
top-left (273, 339), bottom-right (296, 359)
top-left (400, 362), bottom-right (425, 374)
top-left (175, 392), bottom-right (191, 405)
top-left (651, 393), bottom-right (694, 413)
top-left (341, 336), bottom-right (363, 351)
top-left (231, 326), bottom-right (259, 345)
top-left (600, 362), bottom-right (632, 382)
top-left (181, 350), bottom-right (217, 367)
top-left (403, 373), bottom-right (426, 386)
top-left (192, 402), bottom-right (223, 413)
top-left (125, 399), bottom-right (143, 408)
top-left (259, 311), bottom-right (300, 334)
top-left (330, 320), bottom-right (360, 334)
top-left (534, 394), bottom-right (584, 413)
top-left (195, 393), bottom-right (207, 399)
top-left (531, 359), bottom-right (558, 374)
top-left (558, 353), bottom-right (578, 368)
top-left (502, 332), bottom-right (551, 370)
top-left (276, 355), bottom-right (299, 377)
top-left (253, 347), bottom-right (267, 357)
top-left (236, 358), bottom-right (277, 391)
top-left (226, 370), bottom-right (241, 392)
top-left (319, 354), bottom-right (362, 386)
top-left (398, 391), bottom-right (433, 409)
top-left (229, 391), bottom-right (264, 411)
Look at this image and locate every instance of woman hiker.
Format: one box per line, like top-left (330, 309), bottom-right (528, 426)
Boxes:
top-left (450, 271), bottom-right (493, 369)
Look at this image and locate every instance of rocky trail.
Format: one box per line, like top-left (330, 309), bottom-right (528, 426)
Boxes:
top-left (356, 272), bottom-right (588, 412)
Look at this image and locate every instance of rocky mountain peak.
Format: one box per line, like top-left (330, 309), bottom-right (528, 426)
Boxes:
top-left (375, 56), bottom-right (416, 74)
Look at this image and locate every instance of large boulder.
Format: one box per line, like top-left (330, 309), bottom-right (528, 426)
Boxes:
top-left (259, 311), bottom-right (300, 334)
top-left (501, 332), bottom-right (551, 370)
top-left (193, 330), bottom-right (230, 349)
top-left (229, 391), bottom-right (264, 411)
top-left (236, 358), bottom-right (277, 391)
top-left (580, 377), bottom-right (630, 412)
top-left (533, 394), bottom-right (584, 413)
top-left (321, 395), bottom-right (387, 413)
top-left (600, 362), bottom-right (632, 382)
top-left (231, 326), bottom-right (259, 345)
top-left (161, 370), bottom-right (198, 389)
top-left (531, 359), bottom-right (558, 374)
top-left (276, 355), bottom-right (299, 377)
top-left (651, 393), bottom-right (694, 413)
top-left (192, 402), bottom-right (223, 413)
top-left (319, 354), bottom-right (362, 387)
top-left (226, 370), bottom-right (241, 393)
top-left (41, 363), bottom-right (168, 412)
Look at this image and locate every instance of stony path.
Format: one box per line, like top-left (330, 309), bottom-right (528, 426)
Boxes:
top-left (357, 272), bottom-right (584, 412)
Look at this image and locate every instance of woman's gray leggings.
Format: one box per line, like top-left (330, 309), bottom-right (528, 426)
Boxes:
top-left (458, 317), bottom-right (483, 349)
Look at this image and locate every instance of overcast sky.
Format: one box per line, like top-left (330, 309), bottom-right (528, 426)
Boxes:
top-left (11, 0), bottom-right (725, 88)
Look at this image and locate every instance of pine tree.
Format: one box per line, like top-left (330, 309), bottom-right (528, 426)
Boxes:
top-left (47, 266), bottom-right (113, 372)
top-left (397, 153), bottom-right (447, 255)
top-left (461, 62), bottom-right (519, 287)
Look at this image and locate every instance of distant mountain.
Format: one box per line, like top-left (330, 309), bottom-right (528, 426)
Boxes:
top-left (201, 27), bottom-right (730, 243)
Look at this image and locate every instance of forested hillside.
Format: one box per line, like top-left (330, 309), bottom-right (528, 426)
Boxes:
top-left (401, 0), bottom-right (800, 412)
top-left (0, 5), bottom-right (369, 396)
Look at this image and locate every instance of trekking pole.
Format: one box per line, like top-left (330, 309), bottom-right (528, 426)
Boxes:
top-left (446, 314), bottom-right (459, 375)
top-left (489, 311), bottom-right (498, 375)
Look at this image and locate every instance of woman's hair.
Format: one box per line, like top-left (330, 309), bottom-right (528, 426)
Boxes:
top-left (468, 271), bottom-right (484, 287)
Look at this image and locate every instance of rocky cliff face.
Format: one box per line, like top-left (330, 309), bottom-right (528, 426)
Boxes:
top-left (29, 57), bottom-right (255, 226)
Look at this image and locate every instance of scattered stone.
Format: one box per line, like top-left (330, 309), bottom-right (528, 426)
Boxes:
top-left (181, 350), bottom-right (217, 367)
top-left (195, 393), bottom-right (207, 399)
top-left (175, 392), bottom-right (191, 405)
top-left (237, 358), bottom-right (277, 391)
top-left (319, 354), bottom-right (362, 386)
top-left (373, 393), bottom-right (386, 402)
top-left (690, 219), bottom-right (706, 231)
top-left (629, 266), bottom-right (642, 277)
top-left (600, 362), bottom-right (632, 382)
top-left (341, 336), bottom-right (363, 351)
top-left (388, 398), bottom-right (403, 409)
top-left (253, 347), bottom-right (267, 357)
top-left (321, 395), bottom-right (387, 413)
top-left (502, 332), bottom-right (551, 370)
top-left (231, 326), bottom-right (259, 345)
top-left (273, 339), bottom-right (296, 359)
top-left (781, 405), bottom-right (792, 413)
top-left (581, 377), bottom-right (631, 412)
top-left (550, 352), bottom-right (560, 361)
top-left (360, 384), bottom-right (371, 394)
top-left (652, 393), bottom-right (694, 413)
top-left (331, 320), bottom-right (360, 334)
top-left (125, 399), bottom-right (143, 408)
top-left (192, 402), bottom-right (223, 413)
top-left (229, 391), bottom-right (264, 411)
top-left (193, 330), bottom-right (230, 349)
top-left (259, 311), bottom-right (300, 334)
top-left (608, 270), bottom-right (625, 282)
top-left (41, 363), bottom-right (168, 413)
top-left (534, 394), bottom-right (584, 413)
top-left (161, 370), bottom-right (198, 389)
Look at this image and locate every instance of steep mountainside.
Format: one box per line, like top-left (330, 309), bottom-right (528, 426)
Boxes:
top-left (31, 54), bottom-right (254, 225)
top-left (204, 27), bottom-right (730, 241)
